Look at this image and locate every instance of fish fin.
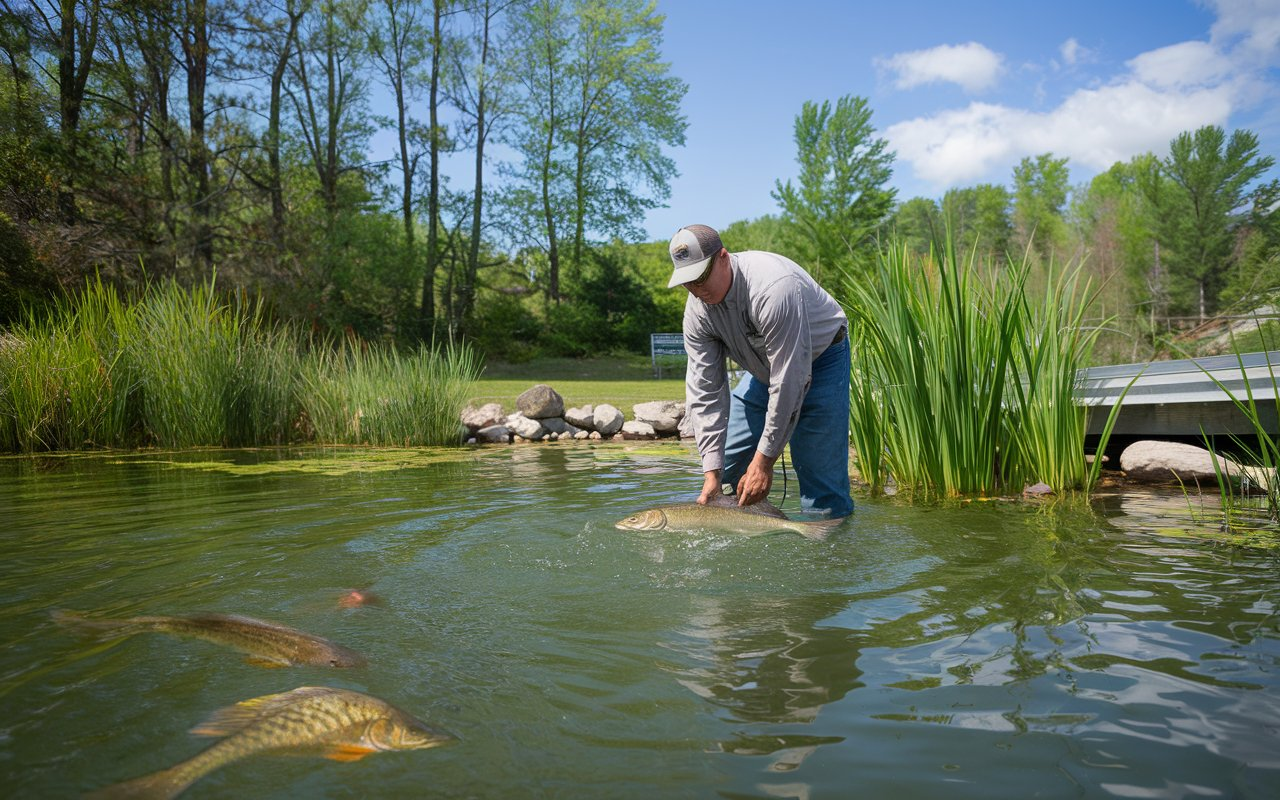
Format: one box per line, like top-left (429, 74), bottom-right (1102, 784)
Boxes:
top-left (192, 687), bottom-right (334, 736)
top-left (244, 655), bottom-right (291, 668)
top-left (324, 744), bottom-right (377, 762)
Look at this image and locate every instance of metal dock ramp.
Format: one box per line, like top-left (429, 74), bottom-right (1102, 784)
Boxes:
top-left (1077, 351), bottom-right (1280, 437)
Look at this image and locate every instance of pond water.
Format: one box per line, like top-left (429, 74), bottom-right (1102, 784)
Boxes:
top-left (1, 444), bottom-right (1278, 799)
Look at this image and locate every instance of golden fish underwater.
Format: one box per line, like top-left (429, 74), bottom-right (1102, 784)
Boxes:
top-left (88, 686), bottom-right (454, 799)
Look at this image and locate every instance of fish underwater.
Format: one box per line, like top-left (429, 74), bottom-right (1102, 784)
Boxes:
top-left (337, 589), bottom-right (382, 609)
top-left (614, 496), bottom-right (844, 540)
top-left (88, 686), bottom-right (455, 800)
top-left (52, 610), bottom-right (366, 668)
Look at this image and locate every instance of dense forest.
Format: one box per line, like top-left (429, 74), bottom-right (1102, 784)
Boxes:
top-left (1, 0), bottom-right (1277, 366)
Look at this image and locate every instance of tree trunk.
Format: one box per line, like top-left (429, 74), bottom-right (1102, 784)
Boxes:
top-left (182, 0), bottom-right (213, 271)
top-left (459, 0), bottom-right (492, 338)
top-left (420, 0), bottom-right (442, 341)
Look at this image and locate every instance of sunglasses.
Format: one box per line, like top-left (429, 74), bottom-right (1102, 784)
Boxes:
top-left (686, 252), bottom-right (718, 287)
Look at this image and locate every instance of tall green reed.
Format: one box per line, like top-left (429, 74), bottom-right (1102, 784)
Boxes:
top-left (843, 237), bottom-right (1108, 498)
top-left (0, 278), bottom-right (139, 451)
top-left (133, 280), bottom-right (299, 448)
top-left (300, 338), bottom-right (482, 447)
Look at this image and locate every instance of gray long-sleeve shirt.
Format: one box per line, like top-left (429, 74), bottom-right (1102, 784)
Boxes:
top-left (683, 250), bottom-right (847, 473)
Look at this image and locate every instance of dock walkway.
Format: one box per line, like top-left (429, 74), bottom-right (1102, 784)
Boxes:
top-left (1078, 351), bottom-right (1280, 437)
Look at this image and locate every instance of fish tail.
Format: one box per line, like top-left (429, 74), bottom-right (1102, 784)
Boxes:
top-left (50, 609), bottom-right (134, 635)
top-left (84, 765), bottom-right (194, 800)
top-left (790, 516), bottom-right (847, 541)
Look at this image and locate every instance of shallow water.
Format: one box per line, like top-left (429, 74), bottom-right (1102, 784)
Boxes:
top-left (1, 444), bottom-right (1278, 799)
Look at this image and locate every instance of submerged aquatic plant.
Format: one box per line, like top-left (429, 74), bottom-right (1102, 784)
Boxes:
top-left (843, 236), bottom-right (1116, 498)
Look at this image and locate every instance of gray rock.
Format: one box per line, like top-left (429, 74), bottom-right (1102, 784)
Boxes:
top-left (678, 408), bottom-right (695, 439)
top-left (621, 420), bottom-right (657, 439)
top-left (475, 424), bottom-right (510, 444)
top-left (542, 417), bottom-right (581, 437)
top-left (589, 431), bottom-right (602, 440)
top-left (460, 402), bottom-right (505, 432)
top-left (1119, 439), bottom-right (1270, 488)
top-left (593, 403), bottom-right (624, 436)
top-left (633, 400), bottom-right (684, 433)
top-left (574, 430), bottom-right (591, 440)
top-left (516, 384), bottom-right (565, 419)
top-left (565, 405), bottom-right (595, 430)
top-left (506, 412), bottom-right (546, 440)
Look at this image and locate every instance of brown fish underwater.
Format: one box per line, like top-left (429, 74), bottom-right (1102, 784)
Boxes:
top-left (87, 686), bottom-right (454, 800)
top-left (52, 610), bottom-right (366, 668)
top-left (614, 496), bottom-right (844, 540)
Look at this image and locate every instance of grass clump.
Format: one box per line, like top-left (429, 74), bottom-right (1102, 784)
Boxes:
top-left (302, 339), bottom-right (481, 447)
top-left (844, 237), bottom-right (1111, 498)
top-left (0, 277), bottom-right (480, 452)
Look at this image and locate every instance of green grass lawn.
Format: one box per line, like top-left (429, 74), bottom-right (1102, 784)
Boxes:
top-left (469, 355), bottom-right (686, 411)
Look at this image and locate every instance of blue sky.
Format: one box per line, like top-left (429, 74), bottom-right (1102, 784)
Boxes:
top-left (643, 0), bottom-right (1280, 242)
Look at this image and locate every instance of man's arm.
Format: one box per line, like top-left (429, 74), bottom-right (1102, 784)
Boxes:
top-left (740, 278), bottom-right (812, 504)
top-left (684, 307), bottom-right (730, 501)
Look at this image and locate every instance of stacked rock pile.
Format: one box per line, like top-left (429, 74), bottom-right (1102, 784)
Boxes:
top-left (461, 383), bottom-right (692, 444)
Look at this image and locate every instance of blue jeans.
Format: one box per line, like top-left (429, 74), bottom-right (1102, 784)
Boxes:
top-left (722, 338), bottom-right (853, 517)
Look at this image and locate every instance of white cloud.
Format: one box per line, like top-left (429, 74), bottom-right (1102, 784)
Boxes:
top-left (1208, 0), bottom-right (1280, 65)
top-left (1128, 41), bottom-right (1233, 88)
top-left (1060, 38), bottom-right (1083, 66)
top-left (876, 42), bottom-right (1004, 93)
top-left (883, 2), bottom-right (1275, 191)
top-left (886, 82), bottom-right (1233, 187)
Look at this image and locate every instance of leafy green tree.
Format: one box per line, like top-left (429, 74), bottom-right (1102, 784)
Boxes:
top-left (719, 214), bottom-right (788, 254)
top-left (1158, 126), bottom-right (1276, 319)
top-left (502, 0), bottom-right (571, 302)
top-left (888, 196), bottom-right (940, 259)
top-left (943, 183), bottom-right (1011, 263)
top-left (1012, 153), bottom-right (1069, 261)
top-left (365, 0), bottom-right (431, 331)
top-left (503, 0), bottom-right (685, 304)
top-left (565, 0), bottom-right (685, 279)
top-left (772, 94), bottom-right (896, 284)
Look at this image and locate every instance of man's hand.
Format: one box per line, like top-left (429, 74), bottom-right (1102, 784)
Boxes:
top-left (736, 451), bottom-right (777, 506)
top-left (697, 470), bottom-right (722, 505)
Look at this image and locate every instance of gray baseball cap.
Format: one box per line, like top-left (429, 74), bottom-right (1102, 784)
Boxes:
top-left (667, 225), bottom-right (723, 288)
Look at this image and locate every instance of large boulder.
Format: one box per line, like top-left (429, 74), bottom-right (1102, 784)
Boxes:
top-left (516, 384), bottom-right (565, 419)
top-left (593, 403), bottom-right (624, 436)
top-left (633, 400), bottom-right (684, 434)
top-left (461, 402), bottom-right (505, 433)
top-left (1119, 440), bottom-right (1270, 488)
top-left (565, 404), bottom-right (594, 430)
top-left (506, 412), bottom-right (546, 440)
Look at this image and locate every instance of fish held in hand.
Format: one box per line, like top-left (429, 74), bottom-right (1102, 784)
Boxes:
top-left (52, 610), bottom-right (366, 668)
top-left (614, 498), bottom-right (843, 540)
top-left (87, 686), bottom-right (454, 800)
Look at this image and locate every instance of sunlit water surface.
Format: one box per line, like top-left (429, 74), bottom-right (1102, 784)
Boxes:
top-left (1, 444), bottom-right (1278, 799)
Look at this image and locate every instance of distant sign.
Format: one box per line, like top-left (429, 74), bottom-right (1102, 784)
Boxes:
top-left (650, 333), bottom-right (686, 357)
top-left (650, 333), bottom-right (686, 378)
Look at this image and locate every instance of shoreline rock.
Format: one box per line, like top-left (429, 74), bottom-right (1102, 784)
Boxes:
top-left (461, 386), bottom-right (688, 446)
